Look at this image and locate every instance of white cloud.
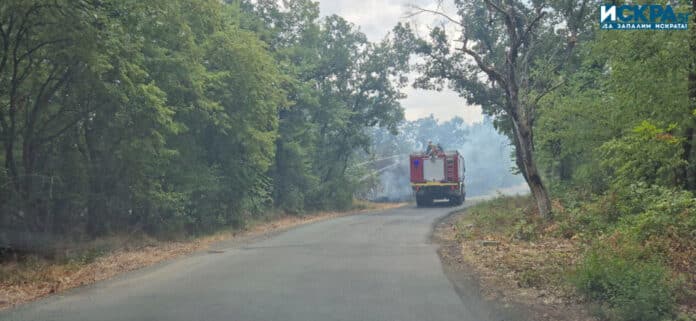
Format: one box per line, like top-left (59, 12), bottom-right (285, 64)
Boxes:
top-left (320, 0), bottom-right (406, 40)
top-left (402, 88), bottom-right (483, 124)
top-left (319, 0), bottom-right (483, 124)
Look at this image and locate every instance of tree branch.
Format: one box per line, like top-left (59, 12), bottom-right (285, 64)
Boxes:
top-left (404, 5), bottom-right (463, 27)
top-left (485, 0), bottom-right (518, 43)
top-left (521, 9), bottom-right (545, 43)
top-left (532, 80), bottom-right (565, 107)
top-left (483, 0), bottom-right (506, 16)
top-left (16, 38), bottom-right (70, 63)
top-left (459, 45), bottom-right (507, 87)
top-left (0, 12), bottom-right (13, 84)
top-left (37, 111), bottom-right (88, 146)
top-left (28, 65), bottom-right (71, 139)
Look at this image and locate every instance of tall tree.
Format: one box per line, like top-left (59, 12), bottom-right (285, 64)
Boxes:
top-left (240, 1), bottom-right (409, 211)
top-left (0, 0), bottom-right (108, 237)
top-left (1, 0), bottom-right (411, 254)
top-left (403, 0), bottom-right (591, 217)
top-left (537, 12), bottom-right (695, 193)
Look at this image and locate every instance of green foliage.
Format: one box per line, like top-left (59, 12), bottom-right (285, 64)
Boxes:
top-left (621, 188), bottom-right (696, 245)
top-left (239, 1), bottom-right (409, 213)
top-left (610, 182), bottom-right (691, 220)
top-left (0, 0), bottom-right (408, 249)
top-left (557, 183), bottom-right (695, 321)
top-left (573, 246), bottom-right (675, 321)
top-left (532, 27), bottom-right (696, 319)
top-left (555, 199), bottom-right (614, 240)
top-left (536, 28), bottom-right (695, 193)
top-left (535, 66), bottom-right (614, 192)
top-left (463, 191), bottom-right (694, 320)
top-left (457, 195), bottom-right (539, 240)
top-left (600, 122), bottom-right (686, 189)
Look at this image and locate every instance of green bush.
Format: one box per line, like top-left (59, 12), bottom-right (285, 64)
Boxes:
top-left (573, 247), bottom-right (675, 321)
top-left (611, 182), bottom-right (691, 217)
top-left (617, 186), bottom-right (695, 243)
top-left (554, 194), bottom-right (616, 239)
top-left (558, 183), bottom-right (696, 240)
top-left (599, 121), bottom-right (686, 189)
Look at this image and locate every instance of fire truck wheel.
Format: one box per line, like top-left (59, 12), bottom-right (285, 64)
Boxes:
top-left (416, 196), bottom-right (425, 207)
top-left (416, 195), bottom-right (432, 207)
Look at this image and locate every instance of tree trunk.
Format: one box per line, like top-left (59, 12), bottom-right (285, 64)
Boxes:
top-left (512, 133), bottom-right (530, 182)
top-left (4, 100), bottom-right (19, 191)
top-left (84, 122), bottom-right (106, 237)
top-left (512, 117), bottom-right (552, 218)
top-left (507, 77), bottom-right (552, 218)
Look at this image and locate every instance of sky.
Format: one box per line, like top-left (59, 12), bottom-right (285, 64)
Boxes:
top-left (318, 0), bottom-right (484, 124)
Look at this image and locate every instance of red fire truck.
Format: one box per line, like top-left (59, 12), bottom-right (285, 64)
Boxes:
top-left (409, 151), bottom-right (465, 207)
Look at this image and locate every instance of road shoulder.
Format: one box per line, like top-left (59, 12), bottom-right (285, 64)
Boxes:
top-left (432, 206), bottom-right (533, 321)
top-left (432, 205), bottom-right (595, 321)
top-left (0, 202), bottom-right (405, 311)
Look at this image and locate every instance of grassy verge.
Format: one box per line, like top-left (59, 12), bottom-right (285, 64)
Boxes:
top-left (452, 195), bottom-right (695, 321)
top-left (0, 201), bottom-right (403, 310)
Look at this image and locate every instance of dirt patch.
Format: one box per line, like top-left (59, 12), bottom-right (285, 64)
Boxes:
top-left (433, 209), bottom-right (597, 321)
top-left (0, 202), bottom-right (405, 310)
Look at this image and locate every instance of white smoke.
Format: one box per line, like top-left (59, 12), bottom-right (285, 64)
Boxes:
top-left (363, 116), bottom-right (526, 201)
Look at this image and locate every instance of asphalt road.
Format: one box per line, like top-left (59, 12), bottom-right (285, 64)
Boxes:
top-left (1, 203), bottom-right (518, 321)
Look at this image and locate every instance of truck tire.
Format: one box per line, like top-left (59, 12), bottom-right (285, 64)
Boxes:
top-left (449, 196), bottom-right (460, 206)
top-left (416, 195), bottom-right (432, 207)
top-left (416, 195), bottom-right (426, 207)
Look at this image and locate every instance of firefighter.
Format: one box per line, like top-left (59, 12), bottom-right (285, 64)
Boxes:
top-left (425, 141), bottom-right (435, 155)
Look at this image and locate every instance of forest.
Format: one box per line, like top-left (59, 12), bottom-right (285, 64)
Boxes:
top-left (0, 0), bottom-right (411, 252)
top-left (2, 0), bottom-right (696, 319)
top-left (395, 1), bottom-right (695, 319)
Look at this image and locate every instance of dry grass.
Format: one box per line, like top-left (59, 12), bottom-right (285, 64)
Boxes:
top-left (448, 195), bottom-right (696, 321)
top-left (457, 229), bottom-right (581, 301)
top-left (0, 201), bottom-right (405, 310)
top-left (0, 238), bottom-right (202, 310)
top-left (446, 196), bottom-right (595, 321)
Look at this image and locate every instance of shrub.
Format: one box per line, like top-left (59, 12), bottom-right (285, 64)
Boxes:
top-left (599, 121), bottom-right (686, 189)
top-left (618, 186), bottom-right (695, 243)
top-left (573, 246), bottom-right (675, 321)
top-left (616, 185), bottom-right (696, 283)
top-left (554, 194), bottom-right (616, 239)
top-left (559, 183), bottom-right (696, 240)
